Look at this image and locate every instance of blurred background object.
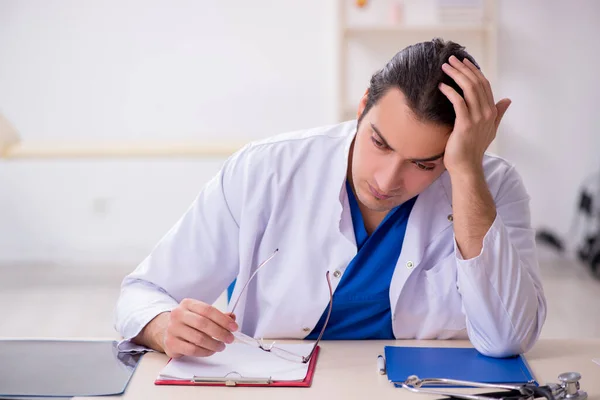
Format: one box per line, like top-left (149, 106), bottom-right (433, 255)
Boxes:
top-left (0, 112), bottom-right (20, 156)
top-left (0, 0), bottom-right (599, 339)
top-left (536, 171), bottom-right (600, 279)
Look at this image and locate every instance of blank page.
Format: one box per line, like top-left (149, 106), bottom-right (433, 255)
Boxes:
top-left (158, 343), bottom-right (313, 381)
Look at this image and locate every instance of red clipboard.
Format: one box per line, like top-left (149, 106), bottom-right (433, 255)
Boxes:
top-left (154, 346), bottom-right (319, 388)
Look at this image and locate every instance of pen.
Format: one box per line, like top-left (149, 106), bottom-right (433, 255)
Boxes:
top-left (377, 354), bottom-right (386, 375)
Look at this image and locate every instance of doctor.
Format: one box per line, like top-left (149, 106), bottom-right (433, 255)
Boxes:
top-left (115, 38), bottom-right (546, 359)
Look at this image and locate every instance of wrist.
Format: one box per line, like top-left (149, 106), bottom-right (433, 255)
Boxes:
top-left (152, 312), bottom-right (171, 353)
top-left (134, 311), bottom-right (171, 353)
top-left (447, 164), bottom-right (485, 184)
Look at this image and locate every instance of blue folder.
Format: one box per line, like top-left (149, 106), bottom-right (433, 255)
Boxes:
top-left (384, 346), bottom-right (536, 388)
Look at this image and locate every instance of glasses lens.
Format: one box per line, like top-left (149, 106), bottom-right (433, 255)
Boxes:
top-left (270, 346), bottom-right (305, 363)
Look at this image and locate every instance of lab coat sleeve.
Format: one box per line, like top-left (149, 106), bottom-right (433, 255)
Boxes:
top-left (454, 166), bottom-right (547, 358)
top-left (114, 148), bottom-right (246, 342)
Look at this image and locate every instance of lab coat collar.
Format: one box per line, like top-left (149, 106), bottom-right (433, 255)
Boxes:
top-left (335, 120), bottom-right (359, 243)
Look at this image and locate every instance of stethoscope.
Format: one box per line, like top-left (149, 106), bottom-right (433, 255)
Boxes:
top-left (396, 372), bottom-right (587, 400)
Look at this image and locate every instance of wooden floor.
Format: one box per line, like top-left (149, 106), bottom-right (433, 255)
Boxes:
top-left (1, 247), bottom-right (599, 339)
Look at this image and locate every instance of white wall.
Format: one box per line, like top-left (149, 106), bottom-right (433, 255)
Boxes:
top-left (0, 159), bottom-right (225, 266)
top-left (0, 0), bottom-right (337, 266)
top-left (0, 0), bottom-right (336, 141)
top-left (1, 0), bottom-right (599, 267)
top-left (496, 0), bottom-right (600, 240)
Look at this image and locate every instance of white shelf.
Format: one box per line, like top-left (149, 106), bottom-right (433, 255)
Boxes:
top-left (0, 113), bottom-right (20, 154)
top-left (2, 141), bottom-right (245, 159)
top-left (344, 24), bottom-right (492, 36)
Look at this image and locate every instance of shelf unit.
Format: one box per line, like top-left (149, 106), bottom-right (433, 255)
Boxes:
top-left (344, 24), bottom-right (493, 35)
top-left (0, 113), bottom-right (242, 159)
top-left (336, 0), bottom-right (498, 124)
top-left (0, 113), bottom-right (20, 157)
top-left (2, 141), bottom-right (244, 159)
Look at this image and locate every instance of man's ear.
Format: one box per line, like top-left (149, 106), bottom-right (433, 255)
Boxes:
top-left (357, 89), bottom-right (369, 119)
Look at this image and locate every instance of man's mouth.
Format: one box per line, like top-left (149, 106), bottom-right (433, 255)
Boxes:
top-left (368, 183), bottom-right (393, 200)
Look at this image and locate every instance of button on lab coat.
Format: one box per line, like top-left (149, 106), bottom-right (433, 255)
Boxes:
top-left (115, 120), bottom-right (546, 357)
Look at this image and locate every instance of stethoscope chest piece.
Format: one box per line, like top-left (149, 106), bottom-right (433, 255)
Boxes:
top-left (553, 372), bottom-right (587, 400)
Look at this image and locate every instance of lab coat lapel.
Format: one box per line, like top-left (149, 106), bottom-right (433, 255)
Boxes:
top-left (404, 172), bottom-right (453, 266)
top-left (389, 172), bottom-right (454, 302)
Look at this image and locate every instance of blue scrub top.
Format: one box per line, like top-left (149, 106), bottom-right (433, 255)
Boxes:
top-left (306, 180), bottom-right (416, 340)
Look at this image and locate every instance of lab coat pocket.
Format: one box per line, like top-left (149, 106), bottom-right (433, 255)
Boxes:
top-left (422, 252), bottom-right (466, 331)
top-left (422, 252), bottom-right (458, 297)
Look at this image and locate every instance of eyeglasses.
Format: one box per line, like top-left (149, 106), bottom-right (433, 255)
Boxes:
top-left (229, 249), bottom-right (333, 364)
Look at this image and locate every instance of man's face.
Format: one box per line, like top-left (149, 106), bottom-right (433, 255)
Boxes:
top-left (350, 88), bottom-right (452, 213)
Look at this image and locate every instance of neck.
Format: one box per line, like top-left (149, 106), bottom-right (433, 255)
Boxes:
top-left (359, 203), bottom-right (388, 236)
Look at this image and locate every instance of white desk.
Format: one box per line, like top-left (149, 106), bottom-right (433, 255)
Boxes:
top-left (78, 339), bottom-right (600, 400)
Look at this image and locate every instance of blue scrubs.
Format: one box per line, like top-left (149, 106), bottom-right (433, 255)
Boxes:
top-left (306, 180), bottom-right (416, 340)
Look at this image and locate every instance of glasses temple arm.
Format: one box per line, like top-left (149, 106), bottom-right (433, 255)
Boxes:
top-left (230, 249), bottom-right (279, 314)
top-left (303, 271), bottom-right (332, 363)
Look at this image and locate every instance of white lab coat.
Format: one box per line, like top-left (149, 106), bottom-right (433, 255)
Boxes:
top-left (115, 120), bottom-right (546, 357)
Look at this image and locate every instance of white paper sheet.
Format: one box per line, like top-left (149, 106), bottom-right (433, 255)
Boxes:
top-left (158, 343), bottom-right (314, 382)
top-left (593, 358), bottom-right (600, 366)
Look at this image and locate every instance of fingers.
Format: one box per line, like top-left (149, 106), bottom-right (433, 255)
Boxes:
top-left (442, 58), bottom-right (483, 118)
top-left (163, 299), bottom-right (239, 358)
top-left (444, 56), bottom-right (499, 123)
top-left (494, 98), bottom-right (512, 130)
top-left (438, 82), bottom-right (468, 121)
top-left (185, 299), bottom-right (239, 333)
top-left (164, 334), bottom-right (217, 358)
top-left (451, 56), bottom-right (492, 108)
top-left (174, 323), bottom-right (227, 352)
top-left (448, 55), bottom-right (481, 89)
top-left (180, 309), bottom-right (235, 345)
top-left (463, 58), bottom-right (495, 107)
top-left (225, 312), bottom-right (237, 321)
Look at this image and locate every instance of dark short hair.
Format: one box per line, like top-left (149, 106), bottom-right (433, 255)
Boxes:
top-left (358, 38), bottom-right (479, 128)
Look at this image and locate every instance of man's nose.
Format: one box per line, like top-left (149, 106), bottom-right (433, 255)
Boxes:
top-left (377, 163), bottom-right (404, 193)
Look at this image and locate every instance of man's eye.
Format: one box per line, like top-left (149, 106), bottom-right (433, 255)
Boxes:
top-left (415, 162), bottom-right (435, 171)
top-left (371, 136), bottom-right (385, 148)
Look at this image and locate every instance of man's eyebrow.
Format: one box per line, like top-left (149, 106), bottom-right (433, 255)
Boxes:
top-left (409, 151), bottom-right (445, 163)
top-left (370, 123), bottom-right (396, 152)
top-left (370, 122), bottom-right (444, 162)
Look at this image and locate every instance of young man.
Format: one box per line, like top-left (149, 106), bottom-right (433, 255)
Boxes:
top-left (115, 38), bottom-right (546, 359)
